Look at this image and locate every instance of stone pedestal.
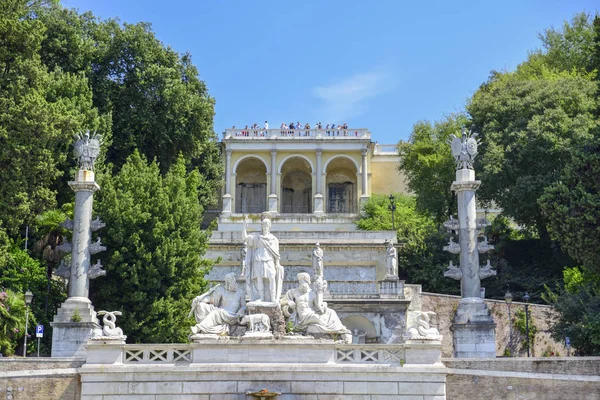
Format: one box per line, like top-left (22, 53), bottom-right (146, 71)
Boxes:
top-left (222, 193), bottom-right (232, 216)
top-left (451, 297), bottom-right (496, 358)
top-left (51, 298), bottom-right (100, 357)
top-left (404, 339), bottom-right (443, 366)
top-left (247, 301), bottom-right (286, 337)
top-left (379, 279), bottom-right (404, 299)
top-left (313, 193), bottom-right (324, 216)
top-left (268, 194), bottom-right (278, 214)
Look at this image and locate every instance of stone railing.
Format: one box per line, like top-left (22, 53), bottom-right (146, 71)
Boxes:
top-left (112, 342), bottom-right (411, 366)
top-left (373, 144), bottom-right (398, 155)
top-left (223, 128), bottom-right (370, 140)
top-left (335, 345), bottom-right (405, 365)
top-left (123, 345), bottom-right (192, 364)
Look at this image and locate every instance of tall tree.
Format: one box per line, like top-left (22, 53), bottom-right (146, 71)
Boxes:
top-left (0, 0), bottom-right (108, 235)
top-left (398, 114), bottom-right (469, 223)
top-left (468, 66), bottom-right (597, 237)
top-left (92, 152), bottom-right (212, 343)
top-left (36, 5), bottom-right (223, 206)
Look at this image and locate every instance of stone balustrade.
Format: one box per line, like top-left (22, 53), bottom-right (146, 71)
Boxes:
top-left (373, 143), bottom-right (398, 155)
top-left (223, 128), bottom-right (370, 140)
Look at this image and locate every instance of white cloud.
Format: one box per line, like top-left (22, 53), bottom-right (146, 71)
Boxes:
top-left (312, 67), bottom-right (393, 122)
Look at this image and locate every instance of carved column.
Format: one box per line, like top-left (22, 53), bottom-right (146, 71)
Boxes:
top-left (314, 149), bottom-right (324, 216)
top-left (268, 149), bottom-right (278, 213)
top-left (68, 177), bottom-right (101, 300)
top-left (359, 148), bottom-right (370, 212)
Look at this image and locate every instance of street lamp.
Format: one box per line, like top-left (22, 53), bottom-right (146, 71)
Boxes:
top-left (388, 194), bottom-right (397, 231)
top-left (23, 290), bottom-right (33, 357)
top-left (504, 287), bottom-right (513, 356)
top-left (523, 291), bottom-right (530, 357)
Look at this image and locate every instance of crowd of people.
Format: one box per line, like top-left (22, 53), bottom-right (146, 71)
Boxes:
top-left (232, 121), bottom-right (358, 137)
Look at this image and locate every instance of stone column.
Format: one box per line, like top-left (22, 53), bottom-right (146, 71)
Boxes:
top-left (444, 130), bottom-right (496, 358)
top-left (360, 148), bottom-right (370, 211)
top-left (68, 175), bottom-right (100, 300)
top-left (222, 149), bottom-right (233, 215)
top-left (52, 169), bottom-right (104, 357)
top-left (268, 149), bottom-right (278, 214)
top-left (314, 149), bottom-right (324, 216)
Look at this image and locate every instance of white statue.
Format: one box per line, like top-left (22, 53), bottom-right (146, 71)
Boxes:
top-left (312, 242), bottom-right (324, 277)
top-left (405, 311), bottom-right (442, 340)
top-left (240, 313), bottom-right (271, 333)
top-left (241, 212), bottom-right (284, 303)
top-left (240, 241), bottom-right (248, 277)
top-left (384, 240), bottom-right (398, 278)
top-left (189, 272), bottom-right (246, 335)
top-left (281, 272), bottom-right (351, 343)
top-left (92, 311), bottom-right (126, 340)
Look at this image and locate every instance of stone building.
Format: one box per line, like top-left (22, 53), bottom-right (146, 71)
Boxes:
top-left (206, 127), bottom-right (412, 344)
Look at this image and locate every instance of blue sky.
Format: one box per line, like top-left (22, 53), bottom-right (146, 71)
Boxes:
top-left (62, 0), bottom-right (598, 144)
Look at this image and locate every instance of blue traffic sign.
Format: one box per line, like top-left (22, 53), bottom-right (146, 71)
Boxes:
top-left (565, 337), bottom-right (571, 346)
top-left (36, 325), bottom-right (44, 338)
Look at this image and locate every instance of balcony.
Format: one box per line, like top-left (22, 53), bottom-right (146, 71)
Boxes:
top-left (223, 128), bottom-right (370, 140)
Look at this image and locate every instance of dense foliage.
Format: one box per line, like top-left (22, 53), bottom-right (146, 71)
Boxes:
top-left (92, 152), bottom-right (212, 342)
top-left (396, 12), bottom-right (600, 353)
top-left (358, 194), bottom-right (459, 294)
top-left (398, 115), bottom-right (469, 224)
top-left (0, 0), bottom-right (220, 350)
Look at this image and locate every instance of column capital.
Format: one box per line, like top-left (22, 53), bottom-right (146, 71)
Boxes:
top-left (362, 148), bottom-right (368, 156)
top-left (271, 149), bottom-right (277, 156)
top-left (315, 148), bottom-right (323, 155)
top-left (225, 148), bottom-right (233, 155)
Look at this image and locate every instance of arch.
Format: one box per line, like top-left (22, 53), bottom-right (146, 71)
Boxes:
top-left (277, 154), bottom-right (314, 174)
top-left (322, 155), bottom-right (360, 173)
top-left (341, 315), bottom-right (378, 342)
top-left (326, 157), bottom-right (358, 214)
top-left (233, 154), bottom-right (269, 175)
top-left (235, 157), bottom-right (267, 213)
top-left (280, 156), bottom-right (313, 214)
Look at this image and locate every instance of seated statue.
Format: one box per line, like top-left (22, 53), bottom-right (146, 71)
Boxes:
top-left (189, 272), bottom-right (246, 335)
top-left (281, 272), bottom-right (351, 343)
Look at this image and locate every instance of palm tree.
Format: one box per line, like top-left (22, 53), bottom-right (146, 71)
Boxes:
top-left (0, 289), bottom-right (28, 356)
top-left (33, 209), bottom-right (69, 316)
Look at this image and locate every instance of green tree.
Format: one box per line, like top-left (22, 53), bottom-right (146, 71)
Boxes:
top-left (36, 5), bottom-right (222, 204)
top-left (468, 66), bottom-right (597, 237)
top-left (398, 114), bottom-right (469, 223)
top-left (358, 194), bottom-right (458, 294)
top-left (0, 0), bottom-right (109, 235)
top-left (536, 13), bottom-right (597, 73)
top-left (544, 268), bottom-right (600, 355)
top-left (92, 152), bottom-right (212, 343)
top-left (0, 289), bottom-right (29, 356)
top-left (540, 136), bottom-right (600, 274)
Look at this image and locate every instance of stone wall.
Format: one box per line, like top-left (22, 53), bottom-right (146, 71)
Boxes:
top-left (444, 358), bottom-right (600, 400)
top-left (422, 292), bottom-right (566, 358)
top-left (0, 358), bottom-right (84, 400)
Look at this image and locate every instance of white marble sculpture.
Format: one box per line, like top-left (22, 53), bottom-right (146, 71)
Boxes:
top-left (404, 311), bottom-right (442, 340)
top-left (384, 240), bottom-right (398, 279)
top-left (92, 311), bottom-right (126, 340)
top-left (240, 241), bottom-right (248, 277)
top-left (240, 313), bottom-right (271, 333)
top-left (241, 212), bottom-right (284, 303)
top-left (312, 242), bottom-right (324, 277)
top-left (281, 272), bottom-right (352, 343)
top-left (189, 272), bottom-right (246, 335)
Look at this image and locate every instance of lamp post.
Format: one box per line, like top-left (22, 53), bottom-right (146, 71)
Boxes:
top-left (504, 287), bottom-right (513, 356)
top-left (523, 291), bottom-right (530, 357)
top-left (388, 194), bottom-right (396, 231)
top-left (23, 290), bottom-right (33, 357)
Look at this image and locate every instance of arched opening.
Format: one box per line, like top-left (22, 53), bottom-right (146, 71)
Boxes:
top-left (235, 157), bottom-right (267, 213)
top-left (341, 315), bottom-right (378, 343)
top-left (280, 157), bottom-right (312, 213)
top-left (326, 157), bottom-right (357, 213)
